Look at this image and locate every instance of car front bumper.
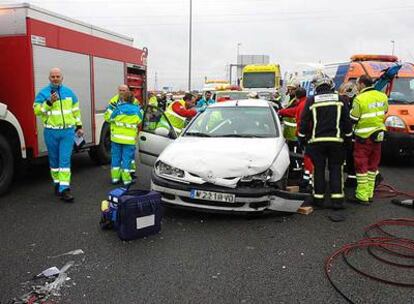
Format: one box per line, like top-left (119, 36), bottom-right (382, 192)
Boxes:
top-left (151, 171), bottom-right (309, 213)
top-left (383, 131), bottom-right (414, 157)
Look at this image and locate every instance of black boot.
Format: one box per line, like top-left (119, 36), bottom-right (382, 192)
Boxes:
top-left (344, 178), bottom-right (357, 188)
top-left (60, 189), bottom-right (74, 203)
top-left (311, 197), bottom-right (325, 210)
top-left (332, 200), bottom-right (345, 210)
top-left (54, 184), bottom-right (60, 196)
top-left (130, 172), bottom-right (137, 180)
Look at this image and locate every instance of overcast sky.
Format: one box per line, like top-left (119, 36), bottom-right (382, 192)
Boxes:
top-left (5, 0), bottom-right (414, 90)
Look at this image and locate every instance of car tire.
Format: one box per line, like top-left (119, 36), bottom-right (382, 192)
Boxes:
top-left (89, 123), bottom-right (111, 165)
top-left (0, 134), bottom-right (14, 196)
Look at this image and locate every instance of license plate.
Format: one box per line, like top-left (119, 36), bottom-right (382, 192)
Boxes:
top-left (190, 189), bottom-right (236, 203)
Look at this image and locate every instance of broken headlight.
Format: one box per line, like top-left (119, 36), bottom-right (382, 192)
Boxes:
top-left (240, 169), bottom-right (273, 183)
top-left (155, 161), bottom-right (185, 178)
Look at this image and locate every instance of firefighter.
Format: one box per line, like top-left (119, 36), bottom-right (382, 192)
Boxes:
top-left (350, 75), bottom-right (388, 204)
top-left (158, 93), bottom-right (168, 111)
top-left (33, 68), bottom-right (83, 202)
top-left (279, 87), bottom-right (313, 192)
top-left (104, 91), bottom-right (143, 185)
top-left (338, 82), bottom-right (359, 188)
top-left (298, 73), bottom-right (353, 209)
top-left (148, 92), bottom-right (158, 108)
top-left (166, 93), bottom-right (174, 107)
top-left (282, 77), bottom-right (302, 174)
top-left (107, 85), bottom-right (141, 179)
top-left (162, 93), bottom-right (197, 133)
top-left (270, 89), bottom-right (282, 111)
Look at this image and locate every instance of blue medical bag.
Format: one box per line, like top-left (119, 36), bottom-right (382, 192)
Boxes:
top-left (100, 188), bottom-right (161, 241)
top-left (116, 190), bottom-right (162, 241)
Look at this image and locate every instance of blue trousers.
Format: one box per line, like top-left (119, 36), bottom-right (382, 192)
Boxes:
top-left (44, 128), bottom-right (75, 193)
top-left (111, 142), bottom-right (135, 185)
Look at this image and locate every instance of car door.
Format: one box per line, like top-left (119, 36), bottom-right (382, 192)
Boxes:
top-left (138, 106), bottom-right (178, 166)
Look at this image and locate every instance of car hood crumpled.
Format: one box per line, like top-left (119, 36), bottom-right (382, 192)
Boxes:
top-left (157, 137), bottom-right (289, 188)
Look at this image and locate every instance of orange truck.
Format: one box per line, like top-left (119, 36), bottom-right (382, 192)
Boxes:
top-left (320, 54), bottom-right (414, 159)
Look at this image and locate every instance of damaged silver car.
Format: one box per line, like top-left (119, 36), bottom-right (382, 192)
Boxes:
top-left (138, 99), bottom-right (308, 213)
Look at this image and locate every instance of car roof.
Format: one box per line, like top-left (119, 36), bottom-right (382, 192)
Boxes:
top-left (209, 99), bottom-right (270, 108)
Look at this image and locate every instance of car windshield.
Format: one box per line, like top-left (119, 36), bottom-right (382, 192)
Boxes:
top-left (387, 77), bottom-right (414, 104)
top-left (184, 106), bottom-right (279, 138)
top-left (243, 72), bottom-right (275, 88)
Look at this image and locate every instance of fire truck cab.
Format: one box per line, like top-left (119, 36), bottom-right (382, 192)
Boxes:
top-left (0, 3), bottom-right (147, 194)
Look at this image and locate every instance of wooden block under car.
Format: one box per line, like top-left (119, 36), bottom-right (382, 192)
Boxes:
top-left (286, 186), bottom-right (299, 193)
top-left (297, 206), bottom-right (313, 215)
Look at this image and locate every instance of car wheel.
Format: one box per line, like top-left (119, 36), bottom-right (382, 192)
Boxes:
top-left (89, 123), bottom-right (111, 165)
top-left (0, 134), bottom-right (14, 196)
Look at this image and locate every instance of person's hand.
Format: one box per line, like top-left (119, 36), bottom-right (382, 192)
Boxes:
top-left (50, 92), bottom-right (59, 103)
top-left (76, 128), bottom-right (84, 137)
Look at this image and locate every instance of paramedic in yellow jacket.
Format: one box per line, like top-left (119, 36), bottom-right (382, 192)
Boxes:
top-left (33, 68), bottom-right (83, 202)
top-left (107, 85), bottom-right (141, 178)
top-left (105, 91), bottom-right (143, 185)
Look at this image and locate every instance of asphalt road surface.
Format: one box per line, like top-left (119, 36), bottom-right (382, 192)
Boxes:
top-left (0, 153), bottom-right (413, 304)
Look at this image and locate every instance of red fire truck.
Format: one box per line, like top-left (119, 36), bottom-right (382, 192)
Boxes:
top-left (0, 3), bottom-right (147, 194)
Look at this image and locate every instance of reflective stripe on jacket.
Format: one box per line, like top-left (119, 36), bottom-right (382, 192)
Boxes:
top-left (350, 87), bottom-right (388, 139)
top-left (33, 84), bottom-right (82, 129)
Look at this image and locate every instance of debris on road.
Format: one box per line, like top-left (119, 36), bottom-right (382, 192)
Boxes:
top-left (11, 261), bottom-right (75, 304)
top-left (48, 249), bottom-right (84, 259)
top-left (34, 267), bottom-right (60, 279)
top-left (391, 198), bottom-right (414, 208)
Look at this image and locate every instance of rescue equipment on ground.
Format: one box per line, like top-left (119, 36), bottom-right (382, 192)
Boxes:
top-left (325, 218), bottom-right (414, 304)
top-left (100, 187), bottom-right (162, 240)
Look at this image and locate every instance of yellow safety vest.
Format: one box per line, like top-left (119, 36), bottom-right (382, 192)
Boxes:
top-left (164, 100), bottom-right (188, 131)
top-left (282, 96), bottom-right (297, 141)
top-left (350, 87), bottom-right (388, 139)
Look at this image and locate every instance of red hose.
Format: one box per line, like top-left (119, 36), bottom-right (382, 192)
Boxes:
top-left (375, 183), bottom-right (414, 199)
top-left (325, 218), bottom-right (414, 304)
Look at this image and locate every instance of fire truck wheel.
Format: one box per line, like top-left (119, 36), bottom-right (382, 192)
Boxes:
top-left (0, 134), bottom-right (14, 196)
top-left (89, 123), bottom-right (111, 165)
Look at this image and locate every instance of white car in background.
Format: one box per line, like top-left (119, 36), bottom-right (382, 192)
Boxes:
top-left (138, 99), bottom-right (308, 213)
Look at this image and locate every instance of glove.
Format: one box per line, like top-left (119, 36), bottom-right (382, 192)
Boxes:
top-left (297, 136), bottom-right (307, 150)
top-left (344, 137), bottom-right (352, 150)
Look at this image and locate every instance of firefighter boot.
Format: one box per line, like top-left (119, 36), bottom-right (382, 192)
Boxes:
top-left (331, 195), bottom-right (345, 210)
top-left (355, 173), bottom-right (370, 204)
top-left (367, 171), bottom-right (377, 202)
top-left (312, 194), bottom-right (325, 209)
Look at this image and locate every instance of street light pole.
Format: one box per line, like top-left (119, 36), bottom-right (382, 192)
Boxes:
top-left (391, 40), bottom-right (395, 56)
top-left (188, 0), bottom-right (192, 92)
top-left (236, 42), bottom-right (241, 85)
